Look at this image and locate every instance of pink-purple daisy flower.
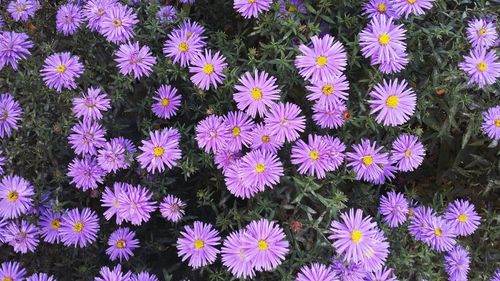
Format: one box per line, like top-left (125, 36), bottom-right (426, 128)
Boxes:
top-left (189, 49), bottom-right (228, 90)
top-left (346, 139), bottom-right (390, 182)
top-left (422, 215), bottom-right (457, 252)
top-left (224, 161), bottom-right (260, 199)
top-left (221, 230), bottom-right (255, 279)
top-left (393, 0), bottom-right (434, 18)
top-left (39, 209), bottom-right (63, 244)
top-left (249, 123), bottom-right (284, 154)
top-left (239, 149), bottom-right (284, 191)
top-left (98, 3), bottom-right (138, 43)
top-left (408, 206), bottom-right (436, 241)
top-left (233, 0), bottom-right (272, 18)
top-left (117, 185), bottom-right (156, 225)
top-left (459, 48), bottom-right (500, 89)
top-left (152, 85), bottom-right (181, 119)
top-left (177, 221), bottom-right (221, 269)
top-left (56, 4), bottom-right (83, 36)
top-left (72, 87), bottom-right (111, 121)
top-left (67, 156), bottom-right (105, 191)
top-left (41, 52), bottom-right (84, 92)
top-left (0, 31), bottom-right (33, 71)
top-left (195, 115), bottom-right (231, 154)
top-left (296, 263), bottom-right (338, 281)
top-left (95, 265), bottom-right (132, 281)
top-left (0, 261), bottom-right (26, 281)
top-left (444, 245), bottom-right (470, 281)
top-left (101, 182), bottom-right (129, 224)
top-left (68, 119), bottom-right (106, 156)
top-left (137, 128), bottom-right (182, 174)
top-left (83, 0), bottom-right (119, 31)
top-left (26, 273), bottom-right (57, 281)
top-left (106, 227), bottom-right (139, 261)
top-left (0, 175), bottom-right (34, 219)
top-left (466, 18), bottom-right (499, 49)
top-left (60, 207), bottom-right (100, 248)
top-left (291, 134), bottom-right (342, 178)
top-left (157, 5), bottom-right (177, 24)
top-left (365, 267), bottom-right (398, 281)
top-left (482, 106), bottom-right (500, 140)
top-left (391, 134), bottom-right (425, 172)
top-left (444, 199), bottom-right (480, 237)
top-left (115, 42), bottom-right (156, 79)
top-left (379, 191), bottom-right (409, 228)
top-left (312, 100), bottom-right (347, 129)
top-left (264, 102), bottom-right (306, 143)
top-left (7, 0), bottom-right (39, 22)
top-left (223, 111), bottom-right (255, 151)
top-left (306, 74), bottom-right (350, 106)
top-left (363, 0), bottom-right (399, 19)
top-left (159, 194), bottom-right (186, 223)
top-left (233, 70), bottom-right (280, 118)
top-left (163, 28), bottom-right (204, 67)
top-left (0, 93), bottom-right (23, 138)
top-left (4, 220), bottom-right (39, 253)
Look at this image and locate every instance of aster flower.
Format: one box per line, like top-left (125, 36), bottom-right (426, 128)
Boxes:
top-left (60, 208), bottom-right (100, 248)
top-left (117, 185), bottom-right (156, 225)
top-left (369, 159), bottom-right (397, 185)
top-left (331, 257), bottom-right (367, 281)
top-left (101, 182), bottom-right (129, 224)
top-left (422, 216), bottom-right (457, 252)
top-left (296, 263), bottom-right (338, 281)
top-left (233, 70), bottom-right (280, 118)
top-left (359, 229), bottom-right (389, 272)
top-left (239, 149), bottom-right (284, 191)
top-left (277, 0), bottom-right (306, 18)
top-left (0, 217), bottom-right (8, 243)
top-left (0, 31), bottom-right (33, 70)
top-left (67, 156), bottom-right (105, 191)
top-left (466, 18), bottom-right (499, 49)
top-left (195, 115), bottom-right (231, 154)
top-left (7, 0), bottom-right (39, 22)
top-left (363, 0), bottom-right (399, 19)
top-left (391, 134), bottom-right (425, 172)
top-left (221, 230), bottom-right (255, 279)
top-left (444, 199), bottom-right (480, 237)
top-left (223, 111), bottom-right (255, 151)
top-left (0, 93), bottom-right (23, 138)
top-left (0, 151), bottom-right (5, 176)
top-left (491, 270), bottom-right (500, 281)
top-left (178, 19), bottom-right (206, 38)
top-left (224, 161), bottom-right (260, 199)
top-left (393, 0), bottom-right (434, 18)
top-left (159, 194), bottom-right (186, 223)
top-left (152, 84), bottom-right (181, 119)
top-left (249, 123), bottom-right (284, 154)
top-left (312, 100), bottom-right (347, 129)
top-left (180, 0), bottom-right (195, 4)
top-left (163, 28), bottom-right (204, 67)
top-left (214, 149), bottom-right (241, 172)
top-left (157, 5), bottom-right (176, 24)
top-left (291, 134), bottom-right (339, 178)
top-left (26, 273), bottom-right (57, 281)
top-left (368, 78), bottom-right (416, 126)
top-left (233, 0), bottom-right (272, 18)
top-left (132, 272), bottom-right (159, 281)
top-left (4, 220), bottom-right (39, 253)
top-left (95, 265), bottom-right (132, 281)
top-left (376, 47), bottom-right (409, 74)
top-left (306, 74), bottom-right (350, 106)
top-left (444, 245), bottom-right (470, 281)
top-left (137, 128), bottom-right (181, 174)
top-left (0, 175), bottom-right (34, 219)
top-left (41, 52), bottom-right (84, 92)
top-left (72, 87), bottom-right (111, 121)
top-left (106, 227), bottom-right (139, 261)
top-left (0, 261), bottom-right (26, 281)
top-left (177, 221), bottom-right (221, 269)
top-left (295, 34), bottom-right (347, 82)
top-left (460, 48), bottom-right (500, 89)
top-left (323, 136), bottom-right (347, 167)
top-left (115, 42), bottom-right (156, 79)
top-left (189, 49), bottom-right (228, 90)
top-left (68, 119), bottom-right (106, 156)
top-left (242, 219), bottom-right (289, 271)
top-left (39, 209), bottom-right (63, 244)
top-left (56, 4), bottom-right (83, 36)
top-left (83, 0), bottom-right (119, 31)
top-left (365, 267), bottom-right (398, 281)
top-left (97, 139), bottom-right (129, 173)
top-left (482, 106), bottom-right (500, 140)
top-left (379, 191), bottom-right (409, 228)
top-left (264, 102), bottom-right (306, 143)
top-left (408, 206), bottom-right (436, 241)
top-left (346, 139), bottom-right (390, 182)
top-left (99, 3), bottom-right (138, 43)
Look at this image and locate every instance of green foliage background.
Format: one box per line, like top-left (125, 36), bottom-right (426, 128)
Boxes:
top-left (0, 0), bottom-right (499, 280)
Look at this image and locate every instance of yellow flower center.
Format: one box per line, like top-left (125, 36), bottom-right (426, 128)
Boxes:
top-left (73, 221), bottom-right (84, 233)
top-left (116, 239), bottom-right (126, 249)
top-left (251, 88), bottom-right (263, 100)
top-left (407, 0), bottom-right (416, 4)
top-left (3, 277), bottom-right (13, 281)
top-left (362, 155), bottom-right (373, 166)
top-left (257, 239), bottom-right (268, 251)
top-left (51, 219), bottom-right (61, 230)
top-left (56, 64), bottom-right (66, 74)
top-left (434, 228), bottom-right (442, 236)
top-left (495, 119), bottom-right (500, 127)
top-left (232, 127), bottom-right (241, 136)
top-left (178, 42), bottom-right (189, 52)
top-left (261, 135), bottom-right (270, 143)
top-left (405, 150), bottom-right (411, 157)
top-left (161, 98), bottom-right (169, 106)
top-left (255, 163), bottom-right (266, 173)
top-left (378, 33), bottom-right (390, 45)
top-left (194, 239), bottom-right (204, 249)
top-left (351, 229), bottom-right (362, 243)
top-left (203, 63), bottom-right (214, 75)
top-left (316, 56), bottom-right (327, 66)
top-left (309, 150), bottom-right (319, 161)
top-left (112, 19), bottom-right (122, 27)
top-left (408, 208), bottom-right (414, 217)
top-left (248, 0), bottom-right (256, 3)
top-left (386, 95), bottom-right (399, 108)
top-left (458, 214), bottom-right (468, 222)
top-left (477, 62), bottom-right (487, 72)
top-left (377, 3), bottom-right (387, 12)
top-left (322, 84), bottom-right (334, 95)
top-left (153, 147), bottom-right (164, 157)
top-left (478, 28), bottom-right (487, 36)
top-left (7, 191), bottom-right (19, 202)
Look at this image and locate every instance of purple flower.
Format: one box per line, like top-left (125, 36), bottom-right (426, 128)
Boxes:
top-left (444, 199), bottom-right (480, 237)
top-left (376, 47), bottom-right (409, 74)
top-left (157, 5), bottom-right (176, 24)
top-left (214, 149), bottom-right (241, 172)
top-left (68, 119), bottom-right (106, 156)
top-left (83, 0), bottom-right (119, 31)
top-left (368, 78), bottom-right (416, 126)
top-left (459, 48), bottom-right (500, 88)
top-left (41, 52), bottom-right (84, 92)
top-left (132, 272), bottom-right (159, 281)
top-left (106, 227), bottom-right (139, 261)
top-left (239, 149), bottom-right (284, 191)
top-left (0, 175), bottom-right (34, 219)
top-left (39, 209), bottom-right (63, 244)
top-left (482, 106), bottom-right (500, 140)
top-left (56, 4), bottom-right (83, 36)
top-left (393, 0), bottom-right (434, 18)
top-left (178, 19), bottom-right (206, 38)
top-left (329, 209), bottom-right (379, 264)
top-left (291, 134), bottom-right (343, 178)
top-left (242, 219), bottom-right (289, 271)
top-left (163, 28), bottom-right (204, 67)
top-left (26, 273), bottom-right (57, 281)
top-left (249, 123), bottom-right (284, 154)
top-left (422, 216), bottom-right (457, 252)
top-left (98, 3), bottom-right (138, 43)
top-left (0, 31), bottom-right (33, 70)
top-left (369, 159), bottom-right (397, 185)
top-left (306, 74), bottom-right (349, 106)
top-left (0, 261), bottom-right (26, 280)
top-left (363, 0), bottom-right (399, 19)
top-left (177, 221), bottom-right (221, 269)
top-left (67, 156), bottom-right (105, 191)
top-left (224, 161), bottom-right (259, 199)
top-left (97, 138), bottom-right (131, 173)
top-left (95, 265), bottom-right (132, 281)
top-left (444, 245), bottom-right (470, 281)
top-left (72, 87), bottom-right (111, 121)
top-left (152, 85), bottom-right (181, 119)
top-left (0, 151), bottom-right (5, 176)
top-left (101, 182), bottom-right (129, 224)
top-left (466, 18), bottom-right (499, 49)
top-left (277, 0), bottom-right (306, 18)
top-left (346, 139), bottom-right (390, 182)
top-left (391, 134), bottom-right (425, 172)
top-left (189, 49), bottom-right (227, 90)
top-left (295, 34), bottom-right (347, 82)
top-left (60, 208), bottom-right (100, 248)
top-left (233, 70), bottom-right (280, 118)
top-left (408, 206), bottom-right (436, 241)
top-left (7, 0), bottom-right (39, 22)
top-left (312, 100), bottom-right (347, 129)
top-left (359, 229), bottom-right (389, 271)
top-left (137, 128), bottom-right (182, 174)
top-left (379, 191), bottom-right (408, 228)
top-left (264, 102), bottom-right (306, 143)
top-left (0, 93), bottom-right (23, 138)
top-left (117, 185), bottom-right (156, 225)
top-left (233, 0), bottom-right (272, 18)
top-left (4, 220), bottom-right (39, 253)
top-left (331, 257), bottom-right (367, 281)
top-left (491, 270), bottom-right (500, 281)
top-left (0, 217), bottom-right (7, 243)
top-left (180, 0), bottom-right (195, 4)
top-left (195, 115), bottom-right (231, 154)
top-left (221, 230), bottom-right (255, 279)
top-left (365, 267), bottom-right (398, 281)
top-left (296, 263), bottom-right (337, 281)
top-left (159, 194), bottom-right (186, 223)
top-left (223, 111), bottom-right (255, 151)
